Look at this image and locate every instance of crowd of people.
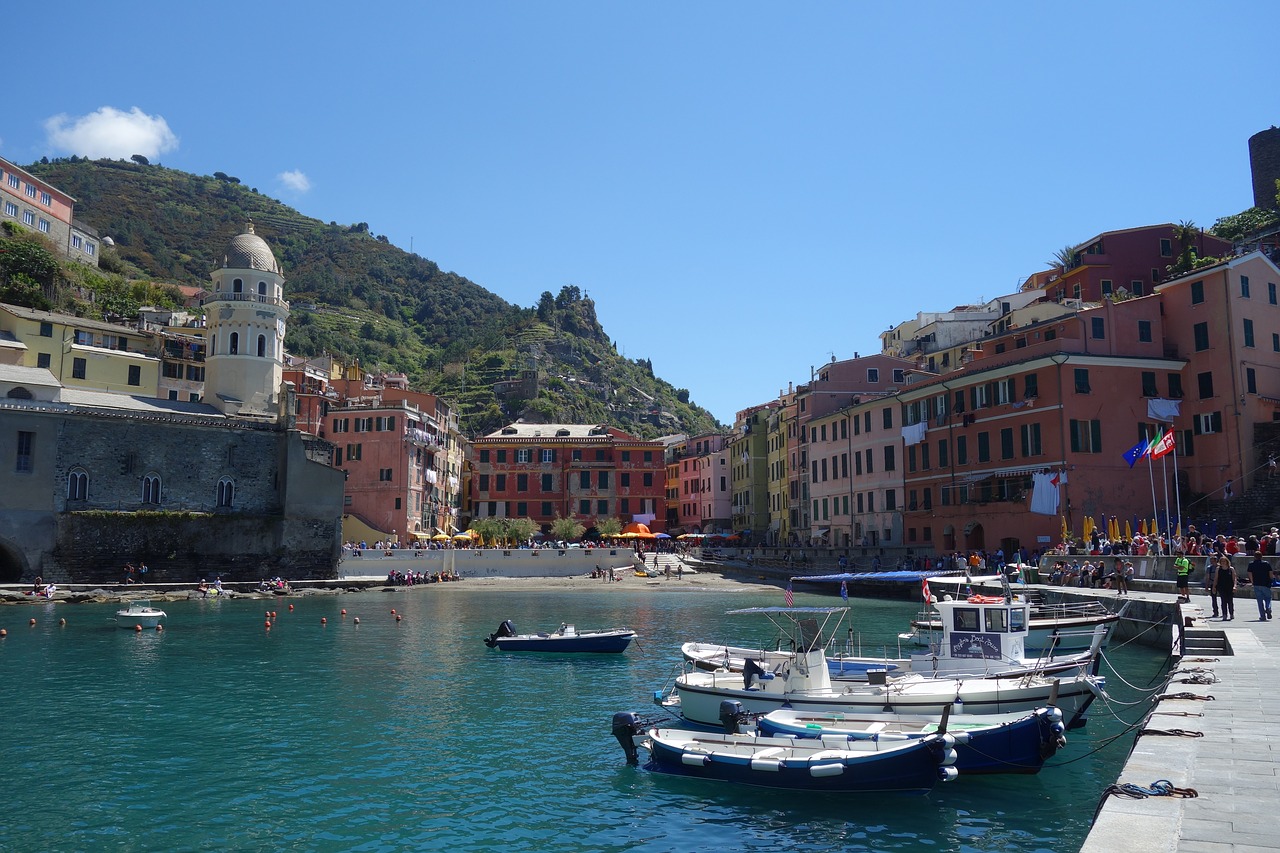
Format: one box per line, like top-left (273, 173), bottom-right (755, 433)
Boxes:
top-left (384, 569), bottom-right (459, 585)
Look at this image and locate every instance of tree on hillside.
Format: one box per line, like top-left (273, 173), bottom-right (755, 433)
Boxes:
top-left (131, 155), bottom-right (149, 166)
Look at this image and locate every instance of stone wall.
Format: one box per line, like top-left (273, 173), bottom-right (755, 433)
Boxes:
top-left (50, 511), bottom-right (337, 583)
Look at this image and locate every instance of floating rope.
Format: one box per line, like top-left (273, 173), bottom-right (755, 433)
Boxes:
top-left (1092, 779), bottom-right (1199, 825)
top-left (1138, 728), bottom-right (1204, 738)
top-left (1155, 692), bottom-right (1215, 702)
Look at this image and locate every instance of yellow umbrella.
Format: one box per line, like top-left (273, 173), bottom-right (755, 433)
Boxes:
top-left (431, 533), bottom-right (450, 541)
top-left (1110, 516), bottom-right (1120, 541)
top-left (1083, 517), bottom-right (1093, 539)
top-left (1151, 519), bottom-right (1158, 538)
top-left (1175, 523), bottom-right (1182, 540)
top-left (1124, 519), bottom-right (1133, 540)
top-left (1139, 519), bottom-right (1147, 536)
top-left (1060, 515), bottom-right (1070, 541)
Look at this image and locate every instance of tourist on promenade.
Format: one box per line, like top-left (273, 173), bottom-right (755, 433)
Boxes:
top-left (1173, 551), bottom-right (1192, 602)
top-left (1214, 555), bottom-right (1237, 621)
top-left (1112, 558), bottom-right (1129, 595)
top-left (1203, 553), bottom-right (1219, 617)
top-left (1245, 551), bottom-right (1275, 621)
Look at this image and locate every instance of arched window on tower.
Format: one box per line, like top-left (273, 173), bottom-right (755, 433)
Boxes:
top-left (257, 335), bottom-right (266, 357)
top-left (68, 467), bottom-right (88, 501)
top-left (233, 278), bottom-right (243, 294)
top-left (142, 474), bottom-right (162, 505)
top-left (258, 281), bottom-right (267, 301)
top-left (229, 332), bottom-right (239, 355)
top-left (210, 336), bottom-right (216, 356)
top-left (216, 477), bottom-right (235, 508)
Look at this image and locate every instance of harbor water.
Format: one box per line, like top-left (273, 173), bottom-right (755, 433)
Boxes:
top-left (0, 585), bottom-right (1168, 852)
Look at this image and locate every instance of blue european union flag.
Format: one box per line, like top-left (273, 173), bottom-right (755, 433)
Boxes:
top-left (1123, 440), bottom-right (1148, 468)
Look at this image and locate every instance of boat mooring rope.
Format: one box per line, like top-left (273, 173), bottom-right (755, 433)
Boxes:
top-left (1091, 779), bottom-right (1199, 825)
top-left (1155, 692), bottom-right (1215, 702)
top-left (1137, 727), bottom-right (1204, 738)
top-left (1174, 669), bottom-right (1220, 685)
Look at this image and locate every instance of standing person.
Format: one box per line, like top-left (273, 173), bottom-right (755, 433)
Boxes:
top-left (1203, 553), bottom-right (1219, 617)
top-left (1269, 453), bottom-right (1277, 479)
top-left (1214, 555), bottom-right (1237, 621)
top-left (1112, 558), bottom-right (1128, 595)
top-left (1245, 551), bottom-right (1275, 621)
top-left (1173, 551), bottom-right (1192, 603)
top-left (1223, 479), bottom-right (1234, 501)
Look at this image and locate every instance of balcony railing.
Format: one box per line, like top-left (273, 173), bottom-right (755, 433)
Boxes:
top-left (203, 292), bottom-right (289, 308)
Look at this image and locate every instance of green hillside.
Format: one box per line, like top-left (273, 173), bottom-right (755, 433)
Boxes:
top-left (19, 157), bottom-right (720, 438)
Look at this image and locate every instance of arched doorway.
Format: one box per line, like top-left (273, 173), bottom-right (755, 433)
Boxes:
top-left (0, 540), bottom-right (28, 583)
top-left (964, 521), bottom-right (985, 552)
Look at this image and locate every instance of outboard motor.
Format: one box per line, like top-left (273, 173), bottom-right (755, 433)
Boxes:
top-left (484, 620), bottom-right (517, 647)
top-left (719, 700), bottom-right (750, 734)
top-left (743, 658), bottom-right (767, 690)
top-left (612, 712), bottom-right (643, 765)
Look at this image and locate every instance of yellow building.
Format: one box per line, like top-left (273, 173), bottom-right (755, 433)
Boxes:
top-left (0, 303), bottom-right (160, 395)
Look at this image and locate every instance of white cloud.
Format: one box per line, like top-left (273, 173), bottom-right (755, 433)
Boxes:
top-left (44, 106), bottom-right (178, 160)
top-left (278, 169), bottom-right (312, 193)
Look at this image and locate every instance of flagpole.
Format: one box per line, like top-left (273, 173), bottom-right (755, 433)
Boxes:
top-left (1147, 447), bottom-right (1160, 554)
top-left (1161, 449), bottom-right (1172, 554)
top-left (1172, 436), bottom-right (1183, 550)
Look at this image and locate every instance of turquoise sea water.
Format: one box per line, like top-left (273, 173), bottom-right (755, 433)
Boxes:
top-left (0, 586), bottom-right (1167, 852)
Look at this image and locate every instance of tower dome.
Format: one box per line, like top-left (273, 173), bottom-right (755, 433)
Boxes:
top-left (220, 221), bottom-right (281, 274)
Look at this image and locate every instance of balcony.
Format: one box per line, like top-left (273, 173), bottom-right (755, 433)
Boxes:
top-left (203, 292), bottom-right (289, 308)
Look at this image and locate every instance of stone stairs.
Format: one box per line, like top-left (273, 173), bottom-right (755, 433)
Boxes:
top-left (1182, 625), bottom-right (1232, 656)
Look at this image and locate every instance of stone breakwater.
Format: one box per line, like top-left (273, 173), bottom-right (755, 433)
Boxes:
top-left (0, 586), bottom-right (350, 606)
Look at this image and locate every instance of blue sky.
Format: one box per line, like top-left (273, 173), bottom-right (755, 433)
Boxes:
top-left (5, 2), bottom-right (1277, 425)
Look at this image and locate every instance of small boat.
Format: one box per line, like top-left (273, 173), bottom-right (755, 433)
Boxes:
top-left (611, 712), bottom-right (958, 793)
top-left (660, 607), bottom-right (1107, 729)
top-left (483, 620), bottom-right (636, 653)
top-left (753, 704), bottom-right (1066, 775)
top-left (116, 600), bottom-right (167, 629)
top-left (683, 591), bottom-right (1113, 683)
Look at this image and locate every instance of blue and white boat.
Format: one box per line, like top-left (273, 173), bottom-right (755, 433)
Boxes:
top-left (612, 712), bottom-right (958, 794)
top-left (754, 705), bottom-right (1066, 775)
top-left (484, 620), bottom-right (635, 653)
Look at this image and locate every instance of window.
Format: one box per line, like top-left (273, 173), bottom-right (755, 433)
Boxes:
top-left (257, 335), bottom-right (266, 357)
top-left (977, 432), bottom-right (990, 463)
top-left (34, 352), bottom-right (51, 369)
top-left (1160, 238), bottom-right (1172, 257)
top-left (72, 357), bottom-right (86, 380)
top-left (1000, 428), bottom-right (1014, 460)
top-left (956, 435), bottom-right (968, 465)
top-left (867, 368), bottom-right (879, 383)
top-left (229, 332), bottom-right (239, 355)
top-left (3, 201), bottom-right (15, 217)
top-left (1274, 333), bottom-right (1279, 353)
top-left (920, 443), bottom-right (930, 470)
top-left (1194, 412), bottom-right (1223, 435)
top-left (1023, 373), bottom-right (1038, 398)
top-left (216, 477), bottom-right (234, 507)
top-left (882, 407), bottom-right (893, 429)
top-left (1101, 280), bottom-right (1113, 296)
top-left (346, 443), bottom-right (362, 461)
top-left (25, 184), bottom-right (36, 198)
top-left (883, 445), bottom-right (895, 471)
top-left (1247, 367), bottom-right (1257, 395)
top-left (938, 439), bottom-right (949, 468)
top-left (478, 474), bottom-right (489, 491)
top-left (1197, 371), bottom-right (1214, 400)
top-left (541, 502), bottom-right (553, 517)
top-left (1271, 282), bottom-right (1277, 305)
top-left (579, 499), bottom-right (590, 515)
top-left (22, 211), bottom-right (34, 226)
top-left (893, 368), bottom-right (905, 384)
top-left (1193, 322), bottom-right (1209, 351)
top-left (479, 450), bottom-right (489, 463)
top-left (1141, 371), bottom-right (1158, 397)
top-left (40, 191), bottom-right (51, 206)
top-left (1020, 423), bottom-right (1042, 457)
top-left (1138, 320), bottom-right (1152, 343)
top-left (541, 473), bottom-right (553, 491)
top-left (597, 499), bottom-right (608, 515)
top-left (1091, 317), bottom-right (1105, 339)
top-left (1069, 419), bottom-right (1102, 453)
top-left (517, 473), bottom-right (528, 491)
top-left (1244, 318), bottom-right (1255, 348)
top-left (142, 474), bottom-right (162, 504)
top-left (643, 472), bottom-right (653, 487)
top-left (1074, 368), bottom-right (1090, 393)
top-left (6, 174), bottom-right (18, 188)
top-left (37, 218), bottom-right (50, 233)
top-left (1241, 275), bottom-right (1251, 298)
top-left (1191, 281), bottom-right (1204, 305)
top-left (1168, 373), bottom-right (1183, 399)
top-left (579, 471), bottom-right (590, 489)
top-left (516, 448), bottom-right (531, 463)
top-left (540, 448), bottom-right (554, 463)
top-left (127, 365), bottom-right (141, 386)
top-left (86, 243), bottom-right (95, 256)
top-left (379, 468), bottom-right (394, 482)
top-left (16, 431), bottom-right (34, 472)
top-left (598, 471), bottom-right (609, 489)
top-left (68, 468), bottom-right (88, 500)
top-left (495, 474), bottom-right (506, 491)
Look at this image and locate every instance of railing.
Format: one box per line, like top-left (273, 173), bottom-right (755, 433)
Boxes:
top-left (203, 292), bottom-right (289, 308)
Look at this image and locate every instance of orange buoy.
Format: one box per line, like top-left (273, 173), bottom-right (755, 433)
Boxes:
top-left (396, 614), bottom-right (402, 622)
top-left (134, 624), bottom-right (142, 632)
top-left (155, 624), bottom-right (163, 632)
top-left (271, 611), bottom-right (277, 618)
top-left (288, 604), bottom-right (294, 611)
top-left (391, 609), bottom-right (397, 615)
top-left (321, 617), bottom-right (327, 625)
top-left (1, 628), bottom-right (8, 637)
top-left (265, 611), bottom-right (272, 619)
top-left (265, 620), bottom-right (272, 629)
top-left (29, 618), bottom-right (36, 626)
top-left (353, 617), bottom-right (360, 625)
top-left (341, 609), bottom-right (347, 616)
top-left (59, 618), bottom-right (67, 627)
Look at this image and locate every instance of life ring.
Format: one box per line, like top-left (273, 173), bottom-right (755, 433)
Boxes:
top-left (966, 594), bottom-right (1005, 604)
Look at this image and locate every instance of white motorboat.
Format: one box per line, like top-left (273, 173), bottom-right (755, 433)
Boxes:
top-left (683, 591), bottom-right (1114, 682)
top-left (116, 600), bottom-right (167, 629)
top-left (661, 607), bottom-right (1107, 729)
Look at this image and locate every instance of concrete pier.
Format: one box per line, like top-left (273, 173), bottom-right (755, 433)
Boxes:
top-left (1082, 592), bottom-right (1279, 852)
